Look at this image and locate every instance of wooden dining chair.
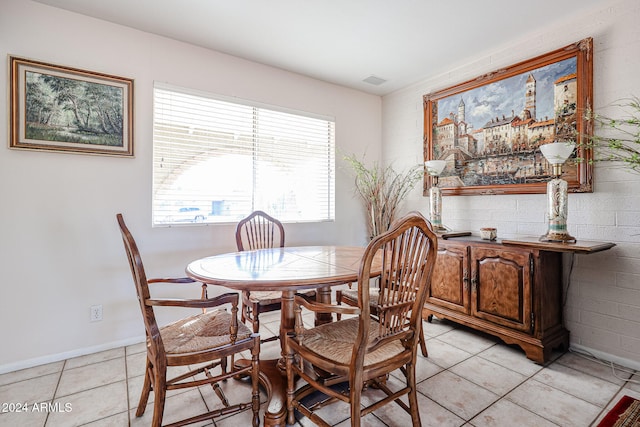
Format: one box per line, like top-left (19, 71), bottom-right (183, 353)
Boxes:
top-left (335, 286), bottom-right (429, 357)
top-left (117, 214), bottom-right (261, 427)
top-left (284, 212), bottom-right (438, 427)
top-left (235, 210), bottom-right (315, 341)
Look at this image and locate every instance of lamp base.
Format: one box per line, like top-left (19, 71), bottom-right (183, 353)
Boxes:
top-left (433, 224), bottom-right (448, 232)
top-left (539, 232), bottom-right (576, 243)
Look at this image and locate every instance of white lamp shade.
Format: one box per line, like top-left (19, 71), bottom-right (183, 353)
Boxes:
top-left (540, 141), bottom-right (575, 164)
top-left (425, 160), bottom-right (447, 176)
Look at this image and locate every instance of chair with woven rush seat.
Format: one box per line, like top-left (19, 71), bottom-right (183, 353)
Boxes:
top-left (235, 210), bottom-right (315, 341)
top-left (117, 214), bottom-right (261, 427)
top-left (335, 287), bottom-right (429, 357)
top-left (284, 212), bottom-right (438, 427)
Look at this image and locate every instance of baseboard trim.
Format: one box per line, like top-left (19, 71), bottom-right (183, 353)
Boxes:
top-left (569, 344), bottom-right (640, 372)
top-left (0, 336), bottom-right (145, 375)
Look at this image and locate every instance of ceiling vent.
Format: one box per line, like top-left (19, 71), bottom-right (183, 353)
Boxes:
top-left (362, 75), bottom-right (387, 86)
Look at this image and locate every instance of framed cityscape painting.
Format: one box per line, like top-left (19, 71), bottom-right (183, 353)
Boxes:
top-left (9, 56), bottom-right (134, 157)
top-left (423, 38), bottom-right (593, 196)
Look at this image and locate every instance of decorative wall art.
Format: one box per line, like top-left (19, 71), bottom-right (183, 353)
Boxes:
top-left (9, 56), bottom-right (134, 157)
top-left (423, 38), bottom-right (593, 196)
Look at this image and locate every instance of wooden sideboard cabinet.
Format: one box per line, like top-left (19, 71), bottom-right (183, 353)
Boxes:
top-left (423, 236), bottom-right (615, 364)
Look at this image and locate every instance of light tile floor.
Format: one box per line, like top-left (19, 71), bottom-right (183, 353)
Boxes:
top-left (1, 312), bottom-right (639, 426)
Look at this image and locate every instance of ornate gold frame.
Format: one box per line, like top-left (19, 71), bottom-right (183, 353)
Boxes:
top-left (423, 38), bottom-right (593, 196)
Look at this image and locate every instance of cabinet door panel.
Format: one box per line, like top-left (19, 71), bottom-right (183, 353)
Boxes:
top-left (427, 243), bottom-right (469, 314)
top-left (471, 247), bottom-right (531, 332)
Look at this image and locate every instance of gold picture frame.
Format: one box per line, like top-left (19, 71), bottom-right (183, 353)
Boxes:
top-left (9, 56), bottom-right (134, 157)
top-left (423, 38), bottom-right (593, 196)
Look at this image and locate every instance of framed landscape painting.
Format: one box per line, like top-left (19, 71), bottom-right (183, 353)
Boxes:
top-left (423, 38), bottom-right (593, 196)
top-left (10, 56), bottom-right (134, 157)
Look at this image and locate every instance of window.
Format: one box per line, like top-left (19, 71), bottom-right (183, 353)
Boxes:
top-left (152, 83), bottom-right (335, 226)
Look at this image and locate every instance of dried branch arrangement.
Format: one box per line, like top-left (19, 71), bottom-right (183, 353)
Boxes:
top-left (344, 154), bottom-right (423, 240)
top-left (583, 97), bottom-right (640, 174)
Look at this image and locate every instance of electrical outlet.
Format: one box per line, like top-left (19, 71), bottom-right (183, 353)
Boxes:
top-left (90, 305), bottom-right (103, 322)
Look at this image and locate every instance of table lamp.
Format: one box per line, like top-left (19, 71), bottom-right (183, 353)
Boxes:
top-left (539, 141), bottom-right (576, 243)
top-left (425, 160), bottom-right (447, 231)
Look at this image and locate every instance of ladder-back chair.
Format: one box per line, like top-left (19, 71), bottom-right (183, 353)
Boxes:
top-left (335, 287), bottom-right (429, 357)
top-left (235, 210), bottom-right (315, 340)
top-left (117, 214), bottom-right (261, 427)
top-left (284, 212), bottom-right (438, 426)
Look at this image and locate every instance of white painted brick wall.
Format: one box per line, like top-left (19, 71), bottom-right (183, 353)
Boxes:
top-left (383, 0), bottom-right (640, 368)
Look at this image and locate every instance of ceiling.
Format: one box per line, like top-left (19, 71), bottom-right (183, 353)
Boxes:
top-left (34, 0), bottom-right (612, 96)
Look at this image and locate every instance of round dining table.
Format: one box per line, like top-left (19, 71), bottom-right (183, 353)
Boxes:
top-left (186, 245), bottom-right (380, 427)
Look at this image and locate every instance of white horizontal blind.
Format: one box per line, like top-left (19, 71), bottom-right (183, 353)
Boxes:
top-left (152, 83), bottom-right (335, 226)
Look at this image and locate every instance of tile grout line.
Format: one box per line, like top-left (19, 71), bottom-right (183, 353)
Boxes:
top-left (61, 352), bottom-right (131, 426)
top-left (124, 345), bottom-right (132, 427)
top-left (475, 356), bottom-right (563, 426)
top-left (591, 382), bottom-right (627, 427)
top-left (44, 359), bottom-right (67, 427)
top-left (418, 335), bottom-right (565, 425)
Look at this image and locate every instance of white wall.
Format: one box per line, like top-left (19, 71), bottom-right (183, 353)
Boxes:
top-left (2, 0), bottom-right (637, 374)
top-left (0, 0), bottom-right (381, 372)
top-left (384, 0), bottom-right (640, 368)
